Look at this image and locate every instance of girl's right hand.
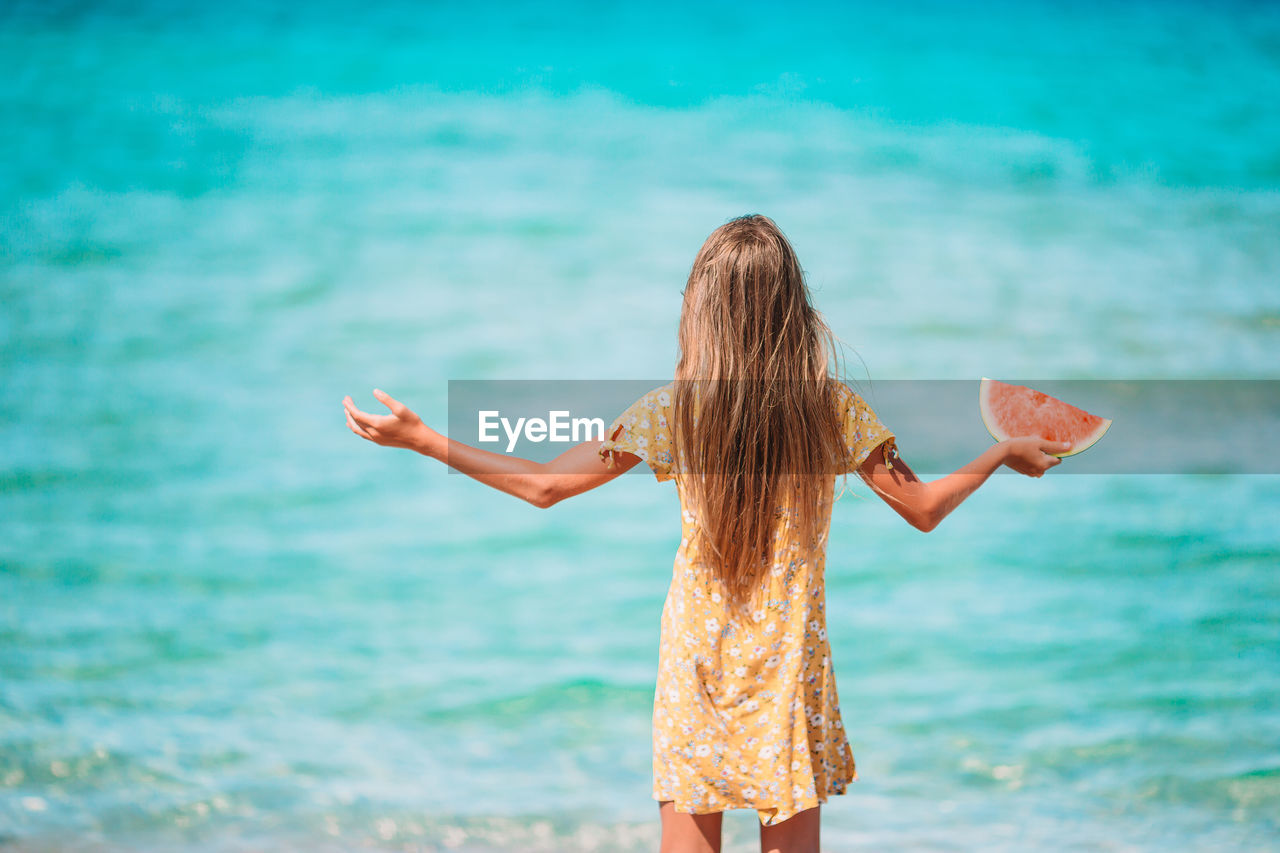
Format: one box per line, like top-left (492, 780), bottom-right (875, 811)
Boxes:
top-left (344, 389), bottom-right (439, 453)
top-left (1002, 437), bottom-right (1072, 477)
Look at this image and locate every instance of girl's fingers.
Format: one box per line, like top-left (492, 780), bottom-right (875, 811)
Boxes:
top-left (372, 388), bottom-right (406, 416)
top-left (345, 399), bottom-right (389, 430)
top-left (343, 397), bottom-right (382, 442)
top-left (347, 411), bottom-right (373, 440)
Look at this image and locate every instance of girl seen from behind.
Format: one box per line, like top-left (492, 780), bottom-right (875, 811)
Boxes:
top-left (343, 214), bottom-right (1067, 853)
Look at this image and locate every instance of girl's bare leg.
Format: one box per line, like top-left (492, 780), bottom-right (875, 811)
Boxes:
top-left (658, 800), bottom-right (723, 853)
top-left (759, 805), bottom-right (820, 853)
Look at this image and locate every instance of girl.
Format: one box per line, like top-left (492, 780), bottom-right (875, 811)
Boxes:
top-left (342, 214), bottom-right (1067, 853)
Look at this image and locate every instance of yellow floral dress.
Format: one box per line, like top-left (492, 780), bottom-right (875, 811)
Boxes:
top-left (598, 381), bottom-right (896, 826)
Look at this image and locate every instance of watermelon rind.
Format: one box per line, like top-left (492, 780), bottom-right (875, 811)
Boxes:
top-left (978, 377), bottom-right (1112, 458)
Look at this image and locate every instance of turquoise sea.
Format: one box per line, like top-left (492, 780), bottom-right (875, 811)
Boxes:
top-left (2, 1), bottom-right (1279, 849)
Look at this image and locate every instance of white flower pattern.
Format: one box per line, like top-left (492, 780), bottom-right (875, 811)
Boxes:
top-left (597, 381), bottom-right (895, 826)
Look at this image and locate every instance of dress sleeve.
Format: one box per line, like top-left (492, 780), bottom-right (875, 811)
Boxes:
top-left (598, 385), bottom-right (676, 482)
top-left (838, 383), bottom-right (898, 472)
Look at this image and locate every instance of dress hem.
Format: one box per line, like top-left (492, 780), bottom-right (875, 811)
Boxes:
top-left (653, 773), bottom-right (858, 826)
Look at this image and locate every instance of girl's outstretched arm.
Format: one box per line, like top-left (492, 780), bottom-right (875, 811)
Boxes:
top-left (856, 437), bottom-right (1070, 533)
top-left (343, 389), bottom-right (641, 508)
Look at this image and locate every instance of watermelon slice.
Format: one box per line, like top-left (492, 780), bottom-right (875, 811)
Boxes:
top-left (979, 378), bottom-right (1112, 458)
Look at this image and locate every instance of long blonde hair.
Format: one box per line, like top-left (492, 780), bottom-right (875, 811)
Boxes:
top-left (672, 214), bottom-right (847, 612)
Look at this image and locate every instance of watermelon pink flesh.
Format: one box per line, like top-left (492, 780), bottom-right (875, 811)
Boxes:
top-left (980, 379), bottom-right (1111, 455)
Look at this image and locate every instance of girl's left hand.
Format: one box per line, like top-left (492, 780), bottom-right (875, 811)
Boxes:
top-left (343, 389), bottom-right (436, 451)
top-left (1001, 436), bottom-right (1071, 478)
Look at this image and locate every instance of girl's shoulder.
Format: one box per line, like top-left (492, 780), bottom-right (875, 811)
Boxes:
top-left (832, 378), bottom-right (877, 417)
top-left (614, 382), bottom-right (674, 422)
top-left (645, 381), bottom-right (675, 409)
top-left (831, 377), bottom-right (860, 401)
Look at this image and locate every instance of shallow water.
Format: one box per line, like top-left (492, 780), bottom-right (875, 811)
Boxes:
top-left (2, 1), bottom-right (1279, 849)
